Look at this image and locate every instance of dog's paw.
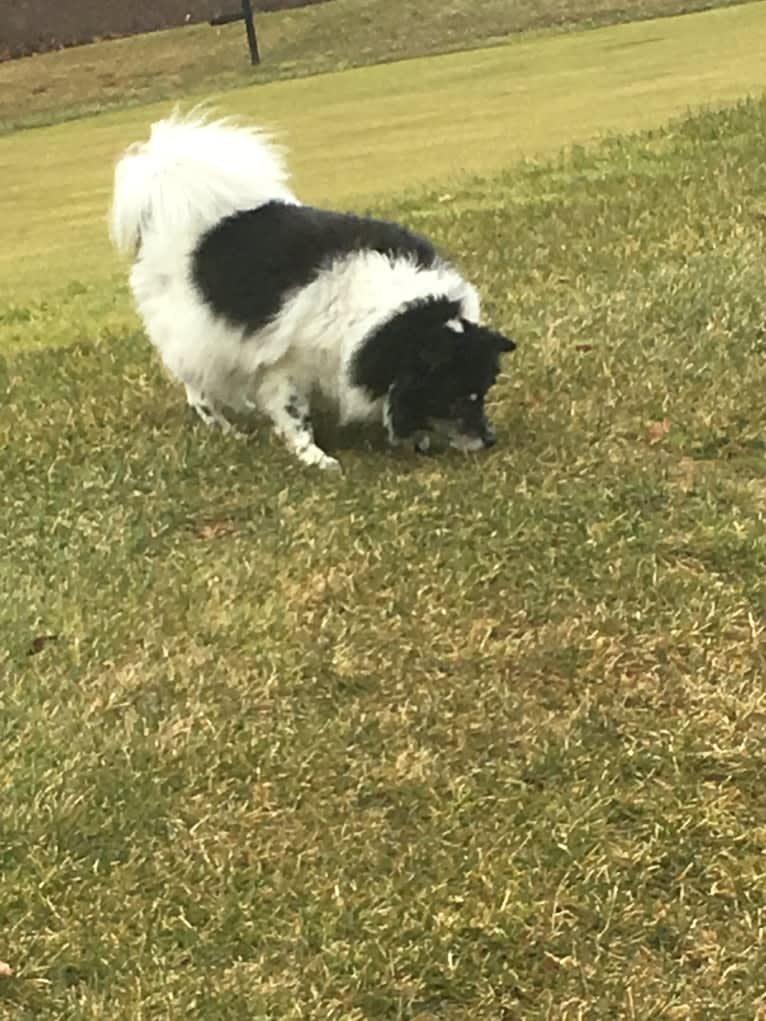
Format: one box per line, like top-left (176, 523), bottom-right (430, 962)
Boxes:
top-left (298, 445), bottom-right (341, 471)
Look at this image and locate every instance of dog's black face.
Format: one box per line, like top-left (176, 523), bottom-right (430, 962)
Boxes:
top-left (387, 313), bottom-right (516, 452)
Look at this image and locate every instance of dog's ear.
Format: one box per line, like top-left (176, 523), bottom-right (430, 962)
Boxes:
top-left (494, 333), bottom-right (517, 353)
top-left (465, 321), bottom-right (517, 354)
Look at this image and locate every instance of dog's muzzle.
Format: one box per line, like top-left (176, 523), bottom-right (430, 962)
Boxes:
top-left (449, 416), bottom-right (497, 452)
top-left (449, 426), bottom-right (496, 453)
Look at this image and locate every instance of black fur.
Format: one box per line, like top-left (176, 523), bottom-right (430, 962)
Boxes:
top-left (192, 200), bottom-right (438, 333)
top-left (352, 297), bottom-right (517, 443)
top-left (351, 297), bottom-right (463, 398)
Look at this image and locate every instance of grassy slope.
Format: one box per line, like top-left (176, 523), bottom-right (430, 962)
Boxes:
top-left (1, 0), bottom-right (766, 349)
top-left (0, 0), bottom-right (754, 134)
top-left (3, 88), bottom-right (766, 1021)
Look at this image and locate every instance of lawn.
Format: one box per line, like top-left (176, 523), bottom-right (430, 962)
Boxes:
top-left (0, 0), bottom-right (757, 134)
top-left (2, 0), bottom-right (766, 349)
top-left (2, 7), bottom-right (766, 1020)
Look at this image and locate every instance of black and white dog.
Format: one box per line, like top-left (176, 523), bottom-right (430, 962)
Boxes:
top-left (110, 112), bottom-right (516, 469)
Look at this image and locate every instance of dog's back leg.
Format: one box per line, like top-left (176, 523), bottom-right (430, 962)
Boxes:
top-left (254, 375), bottom-right (340, 470)
top-left (184, 385), bottom-right (235, 434)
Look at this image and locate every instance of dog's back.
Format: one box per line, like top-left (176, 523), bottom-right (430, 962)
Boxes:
top-left (192, 201), bottom-right (440, 337)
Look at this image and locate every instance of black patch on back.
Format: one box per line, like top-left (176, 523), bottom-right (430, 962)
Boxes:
top-left (191, 201), bottom-right (439, 334)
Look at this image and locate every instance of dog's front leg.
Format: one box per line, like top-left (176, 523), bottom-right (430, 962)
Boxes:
top-left (256, 377), bottom-right (340, 470)
top-left (382, 393), bottom-right (400, 447)
top-left (384, 388), bottom-right (431, 454)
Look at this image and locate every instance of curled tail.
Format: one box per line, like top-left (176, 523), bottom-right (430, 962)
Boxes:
top-left (109, 110), bottom-right (296, 256)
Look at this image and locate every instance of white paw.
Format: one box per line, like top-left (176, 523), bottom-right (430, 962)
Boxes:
top-left (297, 445), bottom-right (341, 471)
top-left (191, 404), bottom-right (216, 427)
top-left (191, 403), bottom-right (236, 434)
top-left (318, 455), bottom-right (341, 471)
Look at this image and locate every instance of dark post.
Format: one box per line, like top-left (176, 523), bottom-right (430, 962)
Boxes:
top-left (209, 3), bottom-right (260, 66)
top-left (241, 0), bottom-right (260, 65)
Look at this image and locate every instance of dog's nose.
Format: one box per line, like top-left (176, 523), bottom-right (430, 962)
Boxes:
top-left (482, 428), bottom-right (497, 448)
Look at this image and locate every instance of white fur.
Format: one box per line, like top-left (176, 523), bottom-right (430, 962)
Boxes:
top-left (110, 112), bottom-right (481, 468)
top-left (110, 111), bottom-right (295, 256)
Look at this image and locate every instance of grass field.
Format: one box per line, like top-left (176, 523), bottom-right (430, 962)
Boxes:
top-left (3, 3), bottom-right (766, 1018)
top-left (0, 0), bottom-right (756, 134)
top-left (2, 0), bottom-right (766, 352)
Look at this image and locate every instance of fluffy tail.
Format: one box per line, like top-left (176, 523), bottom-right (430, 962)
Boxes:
top-left (109, 110), bottom-right (296, 256)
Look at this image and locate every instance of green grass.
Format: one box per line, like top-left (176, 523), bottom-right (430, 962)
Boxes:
top-left (0, 0), bottom-right (755, 134)
top-left (3, 85), bottom-right (766, 1016)
top-left (3, 2), bottom-right (766, 1013)
top-left (2, 1), bottom-right (766, 339)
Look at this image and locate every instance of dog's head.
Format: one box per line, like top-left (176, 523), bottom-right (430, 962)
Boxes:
top-left (387, 299), bottom-right (516, 452)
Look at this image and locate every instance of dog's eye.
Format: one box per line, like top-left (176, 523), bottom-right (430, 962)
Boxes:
top-left (468, 393), bottom-right (479, 402)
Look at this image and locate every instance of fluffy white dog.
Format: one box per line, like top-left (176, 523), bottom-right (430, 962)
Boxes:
top-left (110, 112), bottom-right (516, 469)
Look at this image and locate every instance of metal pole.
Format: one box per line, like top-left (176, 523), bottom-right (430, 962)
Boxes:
top-left (241, 0), bottom-right (260, 65)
